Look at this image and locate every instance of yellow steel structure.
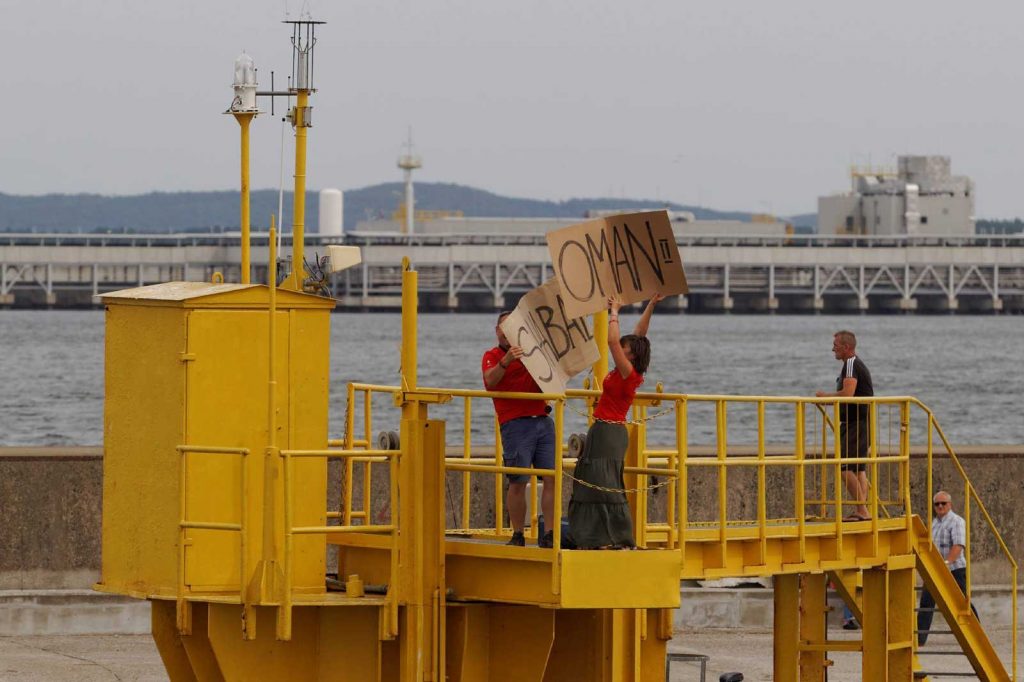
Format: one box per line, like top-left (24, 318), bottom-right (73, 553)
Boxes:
top-left (97, 256), bottom-right (1018, 680)
top-left (92, 20), bottom-right (1015, 679)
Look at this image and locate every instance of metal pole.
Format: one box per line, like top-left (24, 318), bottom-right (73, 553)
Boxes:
top-left (289, 90), bottom-right (310, 288)
top-left (593, 310), bottom-right (609, 385)
top-left (235, 112), bottom-right (255, 283)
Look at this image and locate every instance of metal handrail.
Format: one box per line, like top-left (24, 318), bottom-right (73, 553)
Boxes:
top-left (909, 399), bottom-right (1018, 679)
top-left (338, 384), bottom-right (1015, 677)
top-left (279, 447), bottom-right (402, 640)
top-left (174, 445), bottom-right (250, 634)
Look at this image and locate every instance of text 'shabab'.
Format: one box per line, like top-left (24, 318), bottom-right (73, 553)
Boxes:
top-left (499, 279), bottom-right (599, 394)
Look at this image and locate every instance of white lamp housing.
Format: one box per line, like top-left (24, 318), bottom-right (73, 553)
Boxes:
top-left (231, 52), bottom-right (258, 112)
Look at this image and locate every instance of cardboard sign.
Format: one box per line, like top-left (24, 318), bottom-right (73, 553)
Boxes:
top-left (500, 279), bottom-right (600, 394)
top-left (546, 210), bottom-right (688, 318)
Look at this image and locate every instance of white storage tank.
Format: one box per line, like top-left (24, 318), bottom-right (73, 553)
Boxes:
top-left (318, 188), bottom-right (344, 235)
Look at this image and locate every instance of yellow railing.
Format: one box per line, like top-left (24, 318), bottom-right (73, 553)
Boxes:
top-left (337, 383), bottom-right (915, 543)
top-left (279, 447), bottom-right (401, 640)
top-left (322, 382), bottom-right (1016, 676)
top-left (175, 445), bottom-right (250, 633)
top-left (912, 399), bottom-right (1018, 679)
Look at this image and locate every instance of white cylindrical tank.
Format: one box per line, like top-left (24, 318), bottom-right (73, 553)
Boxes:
top-left (318, 189), bottom-right (344, 235)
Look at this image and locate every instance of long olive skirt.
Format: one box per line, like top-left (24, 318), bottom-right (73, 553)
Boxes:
top-left (567, 421), bottom-right (635, 549)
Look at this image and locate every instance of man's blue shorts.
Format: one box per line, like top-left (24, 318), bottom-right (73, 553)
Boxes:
top-left (500, 416), bottom-right (555, 484)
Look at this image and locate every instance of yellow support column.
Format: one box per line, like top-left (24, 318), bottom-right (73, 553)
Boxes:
top-left (888, 567), bottom-right (915, 681)
top-left (774, 573), bottom-right (800, 680)
top-left (862, 568), bottom-right (888, 681)
top-left (799, 573), bottom-right (828, 682)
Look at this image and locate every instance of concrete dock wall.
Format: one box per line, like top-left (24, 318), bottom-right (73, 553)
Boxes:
top-left (1, 446), bottom-right (1020, 590)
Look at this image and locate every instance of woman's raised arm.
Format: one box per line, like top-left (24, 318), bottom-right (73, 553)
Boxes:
top-left (632, 293), bottom-right (665, 337)
top-left (607, 297), bottom-right (634, 378)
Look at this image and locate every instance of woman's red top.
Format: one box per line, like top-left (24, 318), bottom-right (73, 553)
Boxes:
top-left (593, 367), bottom-right (644, 423)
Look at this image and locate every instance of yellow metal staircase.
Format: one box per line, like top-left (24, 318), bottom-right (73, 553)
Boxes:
top-left (911, 515), bottom-right (1008, 681)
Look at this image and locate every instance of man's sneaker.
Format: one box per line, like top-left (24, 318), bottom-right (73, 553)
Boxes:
top-left (842, 620), bottom-right (860, 631)
top-left (507, 532), bottom-right (525, 547)
top-left (538, 531), bottom-right (554, 548)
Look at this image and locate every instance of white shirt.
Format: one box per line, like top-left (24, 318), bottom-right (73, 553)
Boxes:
top-left (931, 510), bottom-right (967, 571)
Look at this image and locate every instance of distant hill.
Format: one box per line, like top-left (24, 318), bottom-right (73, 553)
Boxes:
top-left (0, 183), bottom-right (787, 233)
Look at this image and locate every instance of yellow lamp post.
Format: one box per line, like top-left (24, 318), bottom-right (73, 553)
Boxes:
top-left (227, 51), bottom-right (260, 284)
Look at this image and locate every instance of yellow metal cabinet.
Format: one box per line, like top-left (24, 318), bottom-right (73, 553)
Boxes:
top-left (97, 282), bottom-right (334, 600)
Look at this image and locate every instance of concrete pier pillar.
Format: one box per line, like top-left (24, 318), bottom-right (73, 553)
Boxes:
top-left (447, 295), bottom-right (459, 311)
top-left (813, 297), bottom-right (824, 312)
top-left (45, 293), bottom-right (57, 308)
top-left (857, 297), bottom-right (869, 312)
top-left (767, 297), bottom-right (779, 312)
top-left (899, 297), bottom-right (917, 313)
top-left (0, 293), bottom-right (13, 307)
top-left (722, 296), bottom-right (734, 312)
top-left (992, 298), bottom-right (1004, 313)
top-left (946, 297), bottom-right (959, 312)
top-left (492, 295), bottom-right (505, 311)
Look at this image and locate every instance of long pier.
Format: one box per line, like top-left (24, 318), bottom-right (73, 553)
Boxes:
top-left (1, 231), bottom-right (1022, 312)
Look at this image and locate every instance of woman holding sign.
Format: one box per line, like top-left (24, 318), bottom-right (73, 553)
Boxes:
top-left (568, 294), bottom-right (662, 549)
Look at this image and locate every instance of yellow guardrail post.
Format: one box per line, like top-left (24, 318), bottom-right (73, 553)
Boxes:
top-left (364, 389), bottom-right (373, 449)
top-left (964, 480), bottom-right (971, 616)
top-left (551, 399), bottom-right (564, 593)
top-left (462, 397), bottom-right (471, 530)
top-left (903, 401), bottom-right (912, 535)
top-left (926, 413), bottom-right (934, 547)
top-left (345, 383), bottom-right (356, 449)
top-left (676, 399), bottom-right (687, 561)
top-left (716, 400), bottom-right (727, 567)
top-left (795, 401), bottom-right (806, 562)
top-left (870, 401), bottom-right (879, 556)
top-left (832, 401), bottom-right (842, 557)
top-left (494, 414), bottom-right (504, 537)
top-left (757, 400), bottom-right (767, 566)
top-left (388, 445), bottom-right (400, 638)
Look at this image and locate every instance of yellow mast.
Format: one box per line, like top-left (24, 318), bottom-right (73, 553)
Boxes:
top-left (285, 88), bottom-right (310, 290)
top-left (235, 112), bottom-right (255, 283)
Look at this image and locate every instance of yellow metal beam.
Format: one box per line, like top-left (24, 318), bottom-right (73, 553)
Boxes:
top-left (799, 573), bottom-right (827, 681)
top-left (774, 573), bottom-right (800, 680)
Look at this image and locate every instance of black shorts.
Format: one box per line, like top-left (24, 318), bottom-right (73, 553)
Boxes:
top-left (839, 418), bottom-right (869, 472)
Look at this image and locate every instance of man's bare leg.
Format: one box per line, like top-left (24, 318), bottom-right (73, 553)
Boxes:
top-left (857, 471), bottom-right (870, 517)
top-left (507, 481), bottom-right (527, 533)
top-left (842, 469), bottom-right (869, 518)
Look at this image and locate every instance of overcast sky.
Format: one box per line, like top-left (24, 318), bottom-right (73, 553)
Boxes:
top-left (1, 0), bottom-right (1020, 217)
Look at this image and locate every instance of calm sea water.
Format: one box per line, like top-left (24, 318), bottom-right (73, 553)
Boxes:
top-left (0, 311), bottom-right (1021, 446)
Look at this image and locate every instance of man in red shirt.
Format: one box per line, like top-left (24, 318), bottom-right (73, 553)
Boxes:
top-left (482, 311), bottom-right (556, 547)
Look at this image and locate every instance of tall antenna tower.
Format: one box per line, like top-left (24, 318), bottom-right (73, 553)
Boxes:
top-left (397, 128), bottom-right (422, 235)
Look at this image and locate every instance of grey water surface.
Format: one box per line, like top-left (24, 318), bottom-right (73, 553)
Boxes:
top-left (0, 310), bottom-right (1020, 447)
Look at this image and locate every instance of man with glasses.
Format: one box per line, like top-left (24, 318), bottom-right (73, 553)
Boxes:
top-left (918, 491), bottom-right (978, 645)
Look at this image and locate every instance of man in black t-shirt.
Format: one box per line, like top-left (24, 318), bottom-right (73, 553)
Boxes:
top-left (816, 330), bottom-right (874, 520)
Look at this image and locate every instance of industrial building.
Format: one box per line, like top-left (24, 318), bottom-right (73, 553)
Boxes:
top-left (350, 210), bottom-right (791, 238)
top-left (818, 156), bottom-right (975, 236)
